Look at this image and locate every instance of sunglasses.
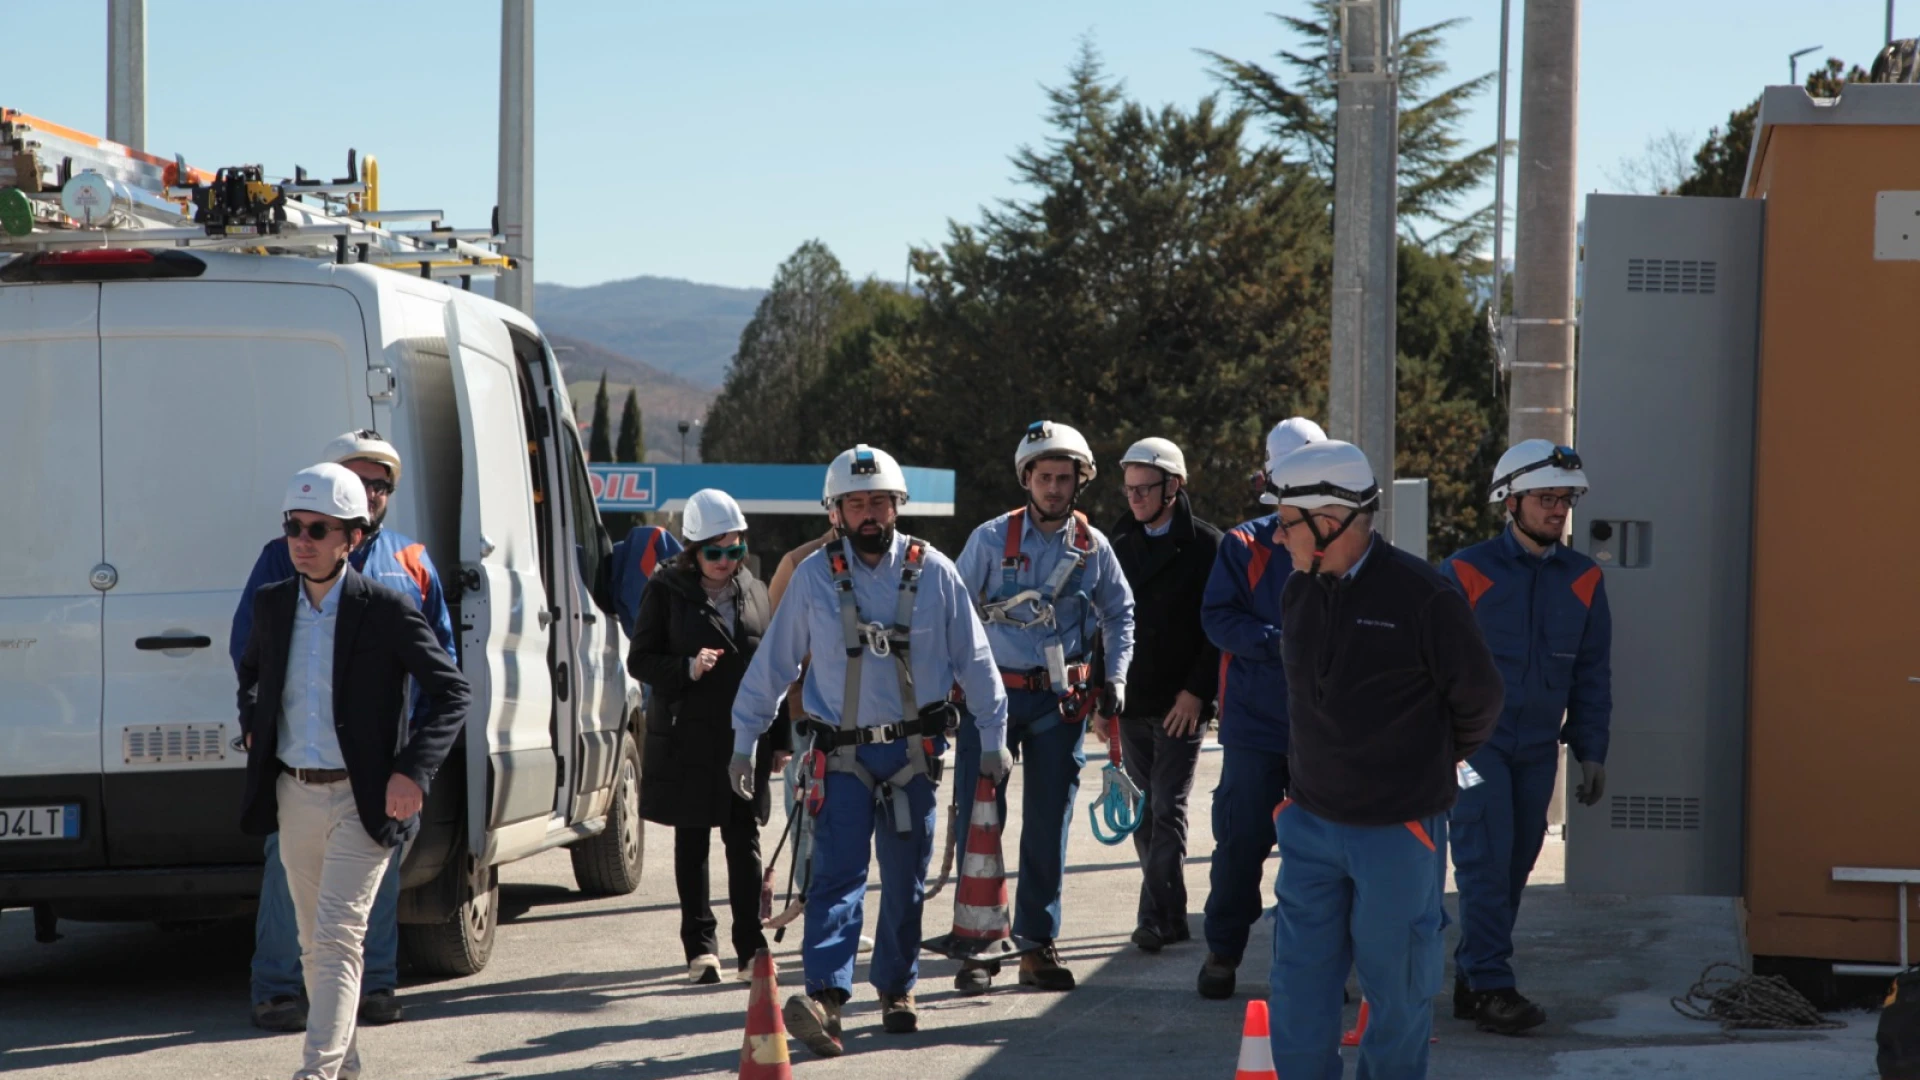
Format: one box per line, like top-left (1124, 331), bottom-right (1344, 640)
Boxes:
top-left (360, 478), bottom-right (393, 496)
top-left (283, 519), bottom-right (352, 542)
top-left (700, 542), bottom-right (747, 562)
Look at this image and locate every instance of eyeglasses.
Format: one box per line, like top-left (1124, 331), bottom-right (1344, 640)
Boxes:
top-left (700, 542), bottom-right (747, 562)
top-left (360, 478), bottom-right (393, 496)
top-left (1276, 511), bottom-right (1351, 534)
top-left (1123, 478), bottom-right (1169, 500)
top-left (1527, 492), bottom-right (1580, 510)
top-left (283, 519), bottom-right (351, 542)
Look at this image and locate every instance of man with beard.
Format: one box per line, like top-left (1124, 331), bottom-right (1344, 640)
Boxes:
top-left (230, 430), bottom-right (457, 1031)
top-left (728, 444), bottom-right (1007, 1055)
top-left (1441, 440), bottom-right (1613, 1036)
top-left (950, 420), bottom-right (1135, 994)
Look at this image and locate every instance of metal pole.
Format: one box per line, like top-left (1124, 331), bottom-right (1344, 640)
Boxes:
top-left (1489, 0), bottom-right (1512, 384)
top-left (1508, 0), bottom-right (1579, 448)
top-left (1890, 1), bottom-right (1898, 46)
top-left (496, 0), bottom-right (536, 314)
top-left (1328, 0), bottom-right (1400, 538)
top-left (106, 0), bottom-right (145, 150)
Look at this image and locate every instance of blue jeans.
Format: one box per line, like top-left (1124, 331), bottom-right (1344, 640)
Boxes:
top-left (951, 689), bottom-right (1085, 943)
top-left (1201, 744), bottom-right (1291, 962)
top-left (803, 741), bottom-right (936, 999)
top-left (253, 830), bottom-right (401, 1004)
top-left (1270, 801), bottom-right (1447, 1080)
top-left (1450, 744), bottom-right (1560, 992)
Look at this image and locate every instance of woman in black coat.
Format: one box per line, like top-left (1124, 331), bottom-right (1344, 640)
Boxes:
top-left (627, 489), bottom-right (786, 984)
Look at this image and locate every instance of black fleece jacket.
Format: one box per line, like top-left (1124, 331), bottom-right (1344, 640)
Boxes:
top-left (1107, 491), bottom-right (1223, 719)
top-left (1279, 534), bottom-right (1503, 826)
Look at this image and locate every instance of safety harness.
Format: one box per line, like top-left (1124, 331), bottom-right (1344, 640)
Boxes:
top-left (798, 535), bottom-right (953, 837)
top-left (981, 507), bottom-right (1093, 632)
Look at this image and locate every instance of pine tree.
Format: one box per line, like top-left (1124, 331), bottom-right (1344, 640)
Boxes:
top-left (588, 372), bottom-right (613, 463)
top-left (615, 389), bottom-right (643, 463)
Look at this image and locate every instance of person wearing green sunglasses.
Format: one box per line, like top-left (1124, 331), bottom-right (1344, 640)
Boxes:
top-left (626, 489), bottom-right (787, 988)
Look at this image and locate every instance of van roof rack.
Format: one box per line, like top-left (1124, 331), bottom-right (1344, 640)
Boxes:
top-left (0, 108), bottom-right (510, 285)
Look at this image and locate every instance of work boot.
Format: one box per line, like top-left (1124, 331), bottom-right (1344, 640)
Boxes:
top-left (783, 992), bottom-right (845, 1058)
top-left (1018, 941), bottom-right (1076, 992)
top-left (880, 992), bottom-right (918, 1034)
top-left (1197, 953), bottom-right (1238, 1000)
top-left (1475, 987), bottom-right (1548, 1035)
top-left (357, 989), bottom-right (404, 1025)
top-left (1454, 975), bottom-right (1484, 1020)
top-left (1130, 925), bottom-right (1166, 954)
top-left (687, 953), bottom-right (721, 986)
top-left (250, 995), bottom-right (307, 1032)
top-left (955, 958), bottom-right (998, 996)
top-left (1165, 923), bottom-right (1192, 945)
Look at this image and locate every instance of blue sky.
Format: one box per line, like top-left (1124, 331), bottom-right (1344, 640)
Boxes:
top-left (6, 1), bottom-right (1903, 290)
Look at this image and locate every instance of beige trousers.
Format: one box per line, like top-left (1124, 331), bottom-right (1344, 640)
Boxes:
top-left (276, 772), bottom-right (394, 1080)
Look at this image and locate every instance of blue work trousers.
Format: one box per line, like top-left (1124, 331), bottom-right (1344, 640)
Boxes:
top-left (1450, 743), bottom-right (1559, 992)
top-left (803, 741), bottom-right (936, 999)
top-left (1270, 801), bottom-right (1447, 1080)
top-left (952, 688), bottom-right (1085, 943)
top-left (253, 829), bottom-right (401, 1004)
top-left (1202, 744), bottom-right (1291, 963)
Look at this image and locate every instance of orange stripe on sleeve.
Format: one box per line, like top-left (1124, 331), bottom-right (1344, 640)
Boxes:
top-left (1451, 559), bottom-right (1496, 610)
top-left (397, 543), bottom-right (432, 604)
top-left (1571, 566), bottom-right (1603, 608)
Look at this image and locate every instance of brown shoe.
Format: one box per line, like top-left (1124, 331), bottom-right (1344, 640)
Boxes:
top-left (782, 993), bottom-right (844, 1057)
top-left (1017, 941), bottom-right (1076, 991)
top-left (880, 991), bottom-right (918, 1034)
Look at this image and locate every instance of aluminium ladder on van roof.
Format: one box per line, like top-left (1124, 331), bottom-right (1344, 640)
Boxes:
top-left (0, 107), bottom-right (510, 283)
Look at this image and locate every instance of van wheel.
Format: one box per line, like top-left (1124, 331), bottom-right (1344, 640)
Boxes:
top-left (400, 857), bottom-right (497, 976)
top-left (570, 735), bottom-right (644, 895)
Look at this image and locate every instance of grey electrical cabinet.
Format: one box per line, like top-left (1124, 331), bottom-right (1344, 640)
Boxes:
top-left (1565, 194), bottom-right (1760, 897)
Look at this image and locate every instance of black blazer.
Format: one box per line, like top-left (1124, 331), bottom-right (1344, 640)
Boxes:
top-left (237, 568), bottom-right (472, 847)
top-left (627, 563), bottom-right (785, 829)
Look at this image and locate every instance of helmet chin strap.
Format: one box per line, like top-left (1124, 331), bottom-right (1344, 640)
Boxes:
top-left (1301, 507), bottom-right (1363, 577)
top-left (301, 557), bottom-right (348, 585)
top-left (1026, 465), bottom-right (1087, 525)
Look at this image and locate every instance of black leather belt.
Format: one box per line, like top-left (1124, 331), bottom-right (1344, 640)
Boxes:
top-left (283, 765), bottom-right (350, 784)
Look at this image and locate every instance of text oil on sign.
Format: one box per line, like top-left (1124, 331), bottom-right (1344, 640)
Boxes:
top-left (587, 465), bottom-right (658, 512)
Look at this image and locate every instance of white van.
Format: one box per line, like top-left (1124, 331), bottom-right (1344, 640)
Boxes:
top-left (0, 248), bottom-right (645, 975)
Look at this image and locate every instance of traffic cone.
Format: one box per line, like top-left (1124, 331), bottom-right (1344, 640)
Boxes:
top-left (1341, 998), bottom-right (1369, 1047)
top-left (921, 775), bottom-right (1040, 961)
top-left (738, 948), bottom-right (791, 1080)
top-left (1235, 1000), bottom-right (1278, 1080)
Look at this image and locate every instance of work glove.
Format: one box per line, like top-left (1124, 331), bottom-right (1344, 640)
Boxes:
top-left (1098, 680), bottom-right (1125, 719)
top-left (982, 747), bottom-right (1014, 784)
top-left (1574, 760), bottom-right (1607, 806)
top-left (727, 752), bottom-right (755, 801)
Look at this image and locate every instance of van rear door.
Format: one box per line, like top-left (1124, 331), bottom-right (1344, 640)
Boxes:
top-left (97, 282), bottom-right (371, 865)
top-left (0, 284), bottom-right (106, 871)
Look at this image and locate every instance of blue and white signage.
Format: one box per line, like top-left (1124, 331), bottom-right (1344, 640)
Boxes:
top-left (587, 463), bottom-right (955, 516)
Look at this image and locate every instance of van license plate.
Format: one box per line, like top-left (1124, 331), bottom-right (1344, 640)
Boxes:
top-left (0, 805), bottom-right (80, 841)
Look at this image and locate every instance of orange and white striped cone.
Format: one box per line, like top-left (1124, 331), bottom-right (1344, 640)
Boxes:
top-left (1235, 1000), bottom-right (1278, 1080)
top-left (738, 948), bottom-right (792, 1080)
top-left (1340, 998), bottom-right (1370, 1047)
top-left (921, 775), bottom-right (1041, 961)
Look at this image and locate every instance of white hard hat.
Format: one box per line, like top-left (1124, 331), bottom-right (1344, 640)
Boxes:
top-left (682, 488), bottom-right (748, 543)
top-left (322, 429), bottom-right (403, 486)
top-left (1489, 439), bottom-right (1588, 502)
top-left (1014, 420), bottom-right (1096, 484)
top-left (822, 444), bottom-right (910, 506)
top-left (1118, 437), bottom-right (1187, 481)
top-left (1260, 417), bottom-right (1328, 504)
top-left (1271, 440), bottom-right (1380, 511)
top-left (282, 462), bottom-right (371, 524)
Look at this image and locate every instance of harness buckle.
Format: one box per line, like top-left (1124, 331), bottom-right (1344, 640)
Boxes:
top-left (858, 621), bottom-right (892, 658)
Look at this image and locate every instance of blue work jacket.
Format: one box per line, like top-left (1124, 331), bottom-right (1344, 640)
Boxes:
top-left (1200, 514), bottom-right (1294, 755)
top-left (610, 525), bottom-right (684, 637)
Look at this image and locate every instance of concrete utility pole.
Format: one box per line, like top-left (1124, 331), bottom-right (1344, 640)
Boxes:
top-left (496, 0), bottom-right (536, 314)
top-left (1508, 0), bottom-right (1579, 447)
top-left (1328, 0), bottom-right (1400, 534)
top-left (106, 0), bottom-right (145, 150)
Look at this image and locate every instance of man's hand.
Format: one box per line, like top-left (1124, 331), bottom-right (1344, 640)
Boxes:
top-left (1098, 680), bottom-right (1125, 720)
top-left (1575, 760), bottom-right (1607, 806)
top-left (386, 773), bottom-right (424, 820)
top-left (1087, 712), bottom-right (1113, 745)
top-left (1163, 690), bottom-right (1204, 738)
top-left (982, 747), bottom-right (1014, 784)
top-left (690, 647), bottom-right (724, 681)
top-left (771, 750), bottom-right (792, 771)
top-left (727, 753), bottom-right (755, 800)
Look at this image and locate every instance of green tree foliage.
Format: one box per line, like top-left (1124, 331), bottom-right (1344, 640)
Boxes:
top-left (1672, 55), bottom-right (1865, 199)
top-left (1395, 243), bottom-right (1504, 554)
top-left (1204, 1), bottom-right (1501, 258)
top-left (904, 46), bottom-right (1332, 539)
top-left (588, 372), bottom-right (613, 463)
top-left (615, 388), bottom-right (643, 464)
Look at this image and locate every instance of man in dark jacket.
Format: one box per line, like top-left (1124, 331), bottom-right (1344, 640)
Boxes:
top-left (1106, 438), bottom-right (1221, 955)
top-left (238, 464), bottom-right (470, 1080)
top-left (1264, 442), bottom-right (1503, 1080)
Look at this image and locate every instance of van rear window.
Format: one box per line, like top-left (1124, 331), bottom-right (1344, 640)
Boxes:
top-left (0, 250), bottom-right (207, 283)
